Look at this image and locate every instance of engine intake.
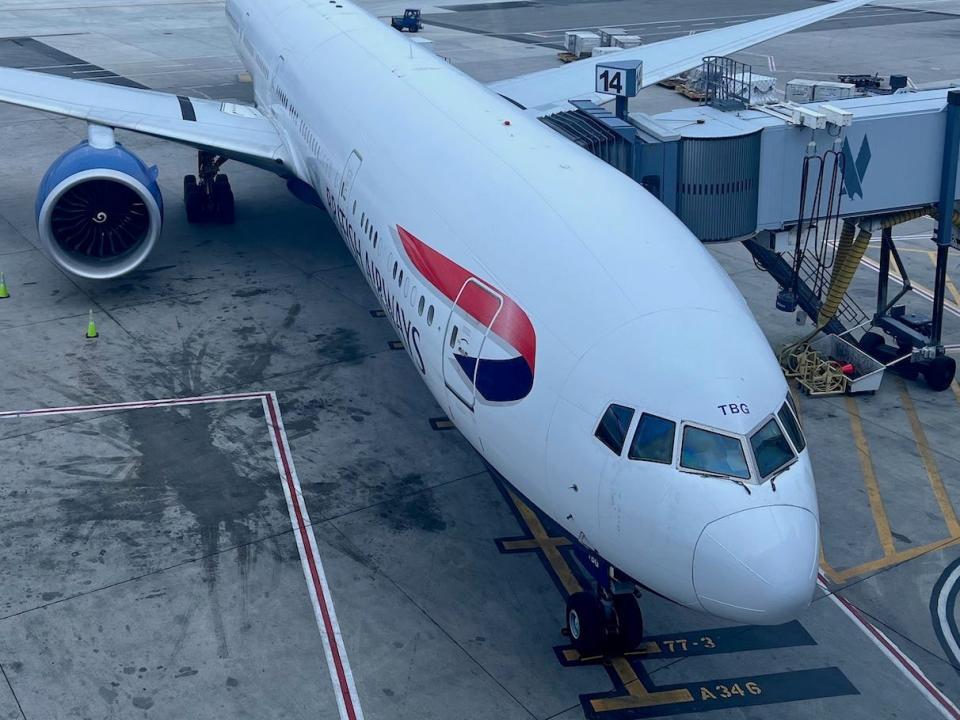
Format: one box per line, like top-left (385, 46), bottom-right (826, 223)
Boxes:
top-left (36, 138), bottom-right (163, 280)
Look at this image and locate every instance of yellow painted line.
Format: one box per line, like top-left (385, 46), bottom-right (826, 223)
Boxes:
top-left (845, 396), bottom-right (897, 556)
top-left (830, 536), bottom-right (960, 582)
top-left (563, 640), bottom-right (662, 664)
top-left (507, 489), bottom-right (582, 595)
top-left (927, 250), bottom-right (960, 306)
top-left (590, 658), bottom-right (693, 712)
top-left (819, 547), bottom-right (843, 585)
top-left (953, 380), bottom-right (960, 406)
top-left (501, 537), bottom-right (571, 551)
top-left (898, 381), bottom-right (960, 538)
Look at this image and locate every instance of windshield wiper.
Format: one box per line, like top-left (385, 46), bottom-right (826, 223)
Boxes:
top-left (730, 477), bottom-right (751, 495)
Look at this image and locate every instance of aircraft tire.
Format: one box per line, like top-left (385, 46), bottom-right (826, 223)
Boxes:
top-left (923, 356), bottom-right (957, 392)
top-left (184, 175), bottom-right (205, 224)
top-left (613, 593), bottom-right (644, 651)
top-left (567, 592), bottom-right (603, 656)
top-left (212, 176), bottom-right (235, 225)
top-left (858, 331), bottom-right (884, 356)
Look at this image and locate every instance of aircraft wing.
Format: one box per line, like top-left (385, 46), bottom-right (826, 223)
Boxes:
top-left (489, 0), bottom-right (873, 114)
top-left (0, 68), bottom-right (290, 173)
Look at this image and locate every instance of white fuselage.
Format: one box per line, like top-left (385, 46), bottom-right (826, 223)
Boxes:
top-left (227, 0), bottom-right (821, 624)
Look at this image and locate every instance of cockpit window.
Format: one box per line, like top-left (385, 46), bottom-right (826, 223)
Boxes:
top-left (680, 426), bottom-right (750, 479)
top-left (628, 414), bottom-right (676, 464)
top-left (778, 401), bottom-right (806, 452)
top-left (750, 418), bottom-right (796, 478)
top-left (595, 404), bottom-right (635, 455)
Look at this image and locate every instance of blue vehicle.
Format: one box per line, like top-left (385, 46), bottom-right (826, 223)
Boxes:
top-left (391, 8), bottom-right (423, 32)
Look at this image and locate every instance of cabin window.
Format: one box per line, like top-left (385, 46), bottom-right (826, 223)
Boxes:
top-left (449, 325), bottom-right (459, 349)
top-left (373, 231), bottom-right (379, 248)
top-left (680, 426), bottom-right (750, 480)
top-left (750, 418), bottom-right (796, 478)
top-left (427, 305), bottom-right (435, 326)
top-left (398, 270), bottom-right (404, 287)
top-left (595, 404), bottom-right (635, 455)
top-left (418, 296), bottom-right (425, 315)
top-left (628, 414), bottom-right (676, 464)
top-left (392, 261), bottom-right (398, 279)
top-left (778, 401), bottom-right (806, 452)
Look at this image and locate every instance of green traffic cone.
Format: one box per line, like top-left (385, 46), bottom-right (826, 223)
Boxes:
top-left (85, 310), bottom-right (99, 339)
top-left (0, 272), bottom-right (9, 299)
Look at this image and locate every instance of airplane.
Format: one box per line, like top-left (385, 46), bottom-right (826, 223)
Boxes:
top-left (0, 0), bottom-right (873, 655)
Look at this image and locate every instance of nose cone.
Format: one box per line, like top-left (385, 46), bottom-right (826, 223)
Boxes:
top-left (693, 506), bottom-right (819, 624)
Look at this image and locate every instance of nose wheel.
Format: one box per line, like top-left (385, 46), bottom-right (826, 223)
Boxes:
top-left (183, 151), bottom-right (235, 224)
top-left (565, 548), bottom-right (645, 656)
top-left (566, 592), bottom-right (604, 656)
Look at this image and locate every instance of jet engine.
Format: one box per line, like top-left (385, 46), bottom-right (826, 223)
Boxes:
top-left (36, 126), bottom-right (163, 280)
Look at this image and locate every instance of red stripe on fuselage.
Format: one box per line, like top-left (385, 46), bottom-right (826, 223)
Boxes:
top-left (397, 226), bottom-right (536, 372)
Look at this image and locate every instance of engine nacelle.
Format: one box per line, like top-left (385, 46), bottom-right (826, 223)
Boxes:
top-left (36, 136), bottom-right (163, 280)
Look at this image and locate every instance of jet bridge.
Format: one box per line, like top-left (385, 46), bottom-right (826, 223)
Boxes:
top-left (544, 89), bottom-right (960, 243)
top-left (542, 87), bottom-right (960, 390)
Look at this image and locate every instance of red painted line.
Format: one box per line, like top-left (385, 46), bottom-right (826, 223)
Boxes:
top-left (265, 394), bottom-right (358, 720)
top-left (819, 573), bottom-right (960, 719)
top-left (0, 392), bottom-right (269, 419)
top-left (0, 392), bottom-right (360, 717)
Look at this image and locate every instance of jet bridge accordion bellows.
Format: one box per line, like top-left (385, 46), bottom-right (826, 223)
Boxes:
top-left (674, 132), bottom-right (762, 243)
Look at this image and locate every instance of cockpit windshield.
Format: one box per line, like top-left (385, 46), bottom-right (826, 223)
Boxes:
top-left (749, 417), bottom-right (796, 478)
top-left (777, 401), bottom-right (806, 452)
top-left (594, 393), bottom-right (807, 484)
top-left (680, 426), bottom-right (751, 480)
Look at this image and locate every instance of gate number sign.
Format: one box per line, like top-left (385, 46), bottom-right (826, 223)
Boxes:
top-left (595, 61), bottom-right (642, 98)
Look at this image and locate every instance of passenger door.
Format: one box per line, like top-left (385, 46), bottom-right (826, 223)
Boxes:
top-left (443, 278), bottom-right (503, 415)
top-left (339, 150), bottom-right (363, 202)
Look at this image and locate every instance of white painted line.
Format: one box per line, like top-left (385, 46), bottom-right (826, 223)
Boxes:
top-left (263, 392), bottom-right (364, 720)
top-left (858, 255), bottom-right (960, 319)
top-left (818, 573), bottom-right (960, 719)
top-left (521, 11), bottom-right (773, 34)
top-left (0, 391), bottom-right (365, 720)
top-left (0, 392), bottom-right (268, 419)
top-left (935, 562), bottom-right (960, 667)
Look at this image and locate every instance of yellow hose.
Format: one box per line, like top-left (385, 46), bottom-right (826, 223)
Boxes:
top-left (818, 225), bottom-right (872, 327)
top-left (816, 207), bottom-right (933, 328)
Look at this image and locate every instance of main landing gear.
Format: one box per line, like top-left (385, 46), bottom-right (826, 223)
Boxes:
top-left (183, 151), bottom-right (234, 224)
top-left (564, 548), bottom-right (644, 656)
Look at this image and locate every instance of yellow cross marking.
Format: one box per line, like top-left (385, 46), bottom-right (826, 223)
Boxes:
top-left (505, 489), bottom-right (582, 595)
top-left (590, 658), bottom-right (694, 712)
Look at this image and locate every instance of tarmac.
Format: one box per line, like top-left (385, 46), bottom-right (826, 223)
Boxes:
top-left (0, 1), bottom-right (960, 719)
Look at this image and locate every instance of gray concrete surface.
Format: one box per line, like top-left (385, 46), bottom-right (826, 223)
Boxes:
top-left (0, 1), bottom-right (959, 719)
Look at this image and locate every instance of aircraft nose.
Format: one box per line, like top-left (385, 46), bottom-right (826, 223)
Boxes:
top-left (693, 506), bottom-right (819, 625)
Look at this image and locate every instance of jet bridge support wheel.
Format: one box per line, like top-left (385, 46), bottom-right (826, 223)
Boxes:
top-left (922, 355), bottom-right (957, 392)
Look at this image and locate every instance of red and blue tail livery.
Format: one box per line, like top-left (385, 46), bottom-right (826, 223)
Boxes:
top-left (398, 226), bottom-right (536, 403)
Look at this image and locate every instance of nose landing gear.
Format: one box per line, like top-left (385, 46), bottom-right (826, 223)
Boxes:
top-left (564, 548), bottom-right (644, 656)
top-left (183, 151), bottom-right (235, 224)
